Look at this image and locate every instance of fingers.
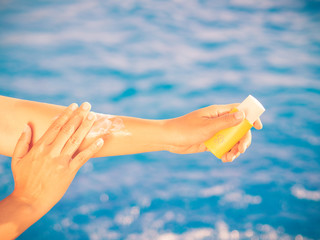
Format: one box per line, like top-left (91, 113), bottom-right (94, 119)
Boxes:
top-left (208, 111), bottom-right (244, 135)
top-left (219, 103), bottom-right (240, 113)
top-left (37, 103), bottom-right (78, 145)
top-left (221, 143), bottom-right (239, 163)
top-left (70, 138), bottom-right (104, 172)
top-left (61, 112), bottom-right (96, 156)
top-left (238, 131), bottom-right (252, 154)
top-left (202, 103), bottom-right (239, 117)
top-left (228, 143), bottom-right (241, 162)
top-left (253, 118), bottom-right (263, 130)
top-left (51, 102), bottom-right (91, 154)
top-left (204, 104), bottom-right (263, 130)
top-left (221, 130), bottom-right (252, 163)
top-left (12, 125), bottom-right (32, 163)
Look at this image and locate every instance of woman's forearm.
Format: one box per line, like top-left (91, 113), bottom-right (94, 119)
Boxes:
top-left (0, 95), bottom-right (263, 161)
top-left (0, 96), bottom-right (171, 157)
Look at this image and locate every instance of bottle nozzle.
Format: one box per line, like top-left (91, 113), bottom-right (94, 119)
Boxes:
top-left (237, 95), bottom-right (265, 124)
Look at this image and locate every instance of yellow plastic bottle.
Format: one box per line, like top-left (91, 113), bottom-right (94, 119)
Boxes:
top-left (204, 95), bottom-right (265, 159)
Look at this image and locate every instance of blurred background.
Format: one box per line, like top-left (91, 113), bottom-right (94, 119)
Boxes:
top-left (0, 0), bottom-right (320, 239)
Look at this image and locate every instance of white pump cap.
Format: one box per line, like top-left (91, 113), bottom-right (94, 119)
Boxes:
top-left (237, 95), bottom-right (265, 124)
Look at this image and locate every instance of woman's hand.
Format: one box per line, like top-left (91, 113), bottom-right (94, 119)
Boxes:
top-left (11, 102), bottom-right (104, 211)
top-left (0, 102), bottom-right (104, 239)
top-left (164, 104), bottom-right (263, 162)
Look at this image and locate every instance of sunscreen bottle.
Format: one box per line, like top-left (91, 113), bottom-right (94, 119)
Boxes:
top-left (204, 95), bottom-right (265, 159)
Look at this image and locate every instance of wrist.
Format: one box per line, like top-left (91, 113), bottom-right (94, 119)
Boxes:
top-left (161, 118), bottom-right (183, 152)
top-left (8, 191), bottom-right (39, 214)
top-left (127, 118), bottom-right (173, 153)
top-left (9, 190), bottom-right (48, 217)
top-left (156, 119), bottom-right (173, 151)
top-left (136, 118), bottom-right (172, 152)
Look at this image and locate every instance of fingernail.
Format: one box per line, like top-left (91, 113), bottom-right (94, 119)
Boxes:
top-left (87, 112), bottom-right (96, 120)
top-left (70, 103), bottom-right (78, 110)
top-left (96, 138), bottom-right (104, 146)
top-left (81, 102), bottom-right (91, 110)
top-left (231, 155), bottom-right (236, 162)
top-left (234, 111), bottom-right (244, 120)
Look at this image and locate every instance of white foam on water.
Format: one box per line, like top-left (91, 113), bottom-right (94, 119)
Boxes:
top-left (291, 185), bottom-right (320, 201)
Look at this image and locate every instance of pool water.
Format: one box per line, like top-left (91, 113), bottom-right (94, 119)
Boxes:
top-left (1, 0), bottom-right (320, 239)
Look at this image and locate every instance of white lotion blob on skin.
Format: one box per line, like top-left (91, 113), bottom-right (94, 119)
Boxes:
top-left (87, 113), bottom-right (131, 138)
top-left (51, 112), bottom-right (131, 138)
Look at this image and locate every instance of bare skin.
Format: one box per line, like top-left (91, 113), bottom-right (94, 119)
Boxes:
top-left (0, 97), bottom-right (263, 238)
top-left (0, 103), bottom-right (104, 239)
top-left (0, 95), bottom-right (262, 162)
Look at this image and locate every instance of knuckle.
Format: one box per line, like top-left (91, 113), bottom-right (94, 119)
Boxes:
top-left (222, 114), bottom-right (233, 122)
top-left (32, 141), bottom-right (42, 149)
top-left (225, 115), bottom-right (232, 122)
top-left (61, 125), bottom-right (74, 135)
top-left (62, 109), bottom-right (73, 118)
top-left (69, 136), bottom-right (81, 146)
top-left (53, 114), bottom-right (69, 126)
top-left (51, 122), bottom-right (62, 131)
top-left (72, 114), bottom-right (82, 122)
top-left (76, 153), bottom-right (87, 163)
top-left (71, 116), bottom-right (82, 126)
top-left (32, 142), bottom-right (45, 153)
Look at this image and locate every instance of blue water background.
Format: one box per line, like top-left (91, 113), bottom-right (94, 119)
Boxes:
top-left (1, 0), bottom-right (320, 239)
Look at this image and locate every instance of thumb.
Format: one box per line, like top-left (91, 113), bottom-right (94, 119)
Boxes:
top-left (12, 124), bottom-right (32, 163)
top-left (209, 111), bottom-right (244, 134)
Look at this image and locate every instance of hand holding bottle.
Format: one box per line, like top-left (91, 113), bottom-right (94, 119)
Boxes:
top-left (164, 103), bottom-right (263, 162)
